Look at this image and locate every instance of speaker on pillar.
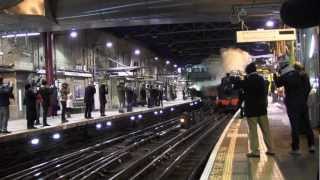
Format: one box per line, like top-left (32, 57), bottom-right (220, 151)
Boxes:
top-left (280, 0), bottom-right (320, 28)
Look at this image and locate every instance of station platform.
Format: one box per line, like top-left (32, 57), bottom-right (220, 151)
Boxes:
top-left (0, 99), bottom-right (191, 142)
top-left (201, 101), bottom-right (319, 180)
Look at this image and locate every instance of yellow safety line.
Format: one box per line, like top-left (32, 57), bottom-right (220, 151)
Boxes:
top-left (200, 110), bottom-right (240, 180)
top-left (222, 119), bottom-right (241, 180)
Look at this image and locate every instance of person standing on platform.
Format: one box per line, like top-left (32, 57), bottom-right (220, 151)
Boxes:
top-left (24, 84), bottom-right (37, 129)
top-left (274, 62), bottom-right (315, 154)
top-left (117, 82), bottom-right (126, 113)
top-left (126, 85), bottom-right (134, 112)
top-left (158, 85), bottom-right (164, 107)
top-left (39, 80), bottom-right (51, 126)
top-left (0, 77), bottom-right (14, 133)
top-left (60, 82), bottom-right (70, 123)
top-left (66, 92), bottom-right (73, 118)
top-left (99, 84), bottom-right (108, 116)
top-left (84, 82), bottom-right (96, 119)
top-left (146, 84), bottom-right (152, 108)
top-left (140, 84), bottom-right (147, 107)
top-left (51, 85), bottom-right (59, 117)
top-left (237, 62), bottom-right (274, 158)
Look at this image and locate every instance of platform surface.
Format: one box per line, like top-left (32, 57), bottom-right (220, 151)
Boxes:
top-left (201, 101), bottom-right (319, 180)
top-left (0, 99), bottom-right (190, 141)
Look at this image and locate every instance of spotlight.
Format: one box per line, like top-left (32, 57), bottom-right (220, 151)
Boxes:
top-left (130, 116), bottom-right (136, 121)
top-left (31, 138), bottom-right (40, 145)
top-left (159, 110), bottom-right (163, 114)
top-left (106, 42), bottom-right (113, 48)
top-left (96, 123), bottom-right (102, 129)
top-left (70, 31), bottom-right (78, 38)
top-left (52, 133), bottom-right (61, 140)
top-left (134, 49), bottom-right (141, 55)
top-left (170, 107), bottom-right (175, 112)
top-left (154, 111), bottom-right (158, 115)
top-left (106, 121), bottom-right (112, 126)
top-left (138, 114), bottom-right (143, 119)
top-left (265, 20), bottom-right (275, 27)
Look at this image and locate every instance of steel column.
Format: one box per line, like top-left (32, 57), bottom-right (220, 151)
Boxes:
top-left (43, 32), bottom-right (54, 85)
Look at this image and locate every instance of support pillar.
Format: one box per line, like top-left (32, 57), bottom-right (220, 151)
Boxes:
top-left (43, 32), bottom-right (54, 85)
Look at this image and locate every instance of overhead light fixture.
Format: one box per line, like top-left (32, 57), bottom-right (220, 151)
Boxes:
top-left (138, 114), bottom-right (143, 119)
top-left (70, 30), bottom-right (78, 38)
top-left (2, 32), bottom-right (40, 38)
top-left (265, 20), bottom-right (274, 27)
top-left (154, 111), bottom-right (158, 115)
top-left (134, 49), bottom-right (141, 55)
top-left (309, 35), bottom-right (315, 58)
top-left (106, 42), bottom-right (113, 48)
top-left (173, 64), bottom-right (178, 68)
top-left (159, 110), bottom-right (163, 114)
top-left (154, 57), bottom-right (159, 61)
top-left (165, 60), bottom-right (170, 65)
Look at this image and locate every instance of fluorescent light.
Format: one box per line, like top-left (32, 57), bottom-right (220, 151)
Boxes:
top-left (134, 49), bottom-right (140, 55)
top-left (265, 20), bottom-right (274, 27)
top-left (2, 32), bottom-right (40, 38)
top-left (106, 42), bottom-right (113, 48)
top-left (70, 31), bottom-right (78, 38)
top-left (309, 35), bottom-right (315, 58)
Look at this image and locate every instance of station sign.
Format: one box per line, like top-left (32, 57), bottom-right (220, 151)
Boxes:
top-left (236, 28), bottom-right (296, 43)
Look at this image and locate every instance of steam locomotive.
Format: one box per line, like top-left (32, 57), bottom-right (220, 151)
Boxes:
top-left (216, 71), bottom-right (243, 112)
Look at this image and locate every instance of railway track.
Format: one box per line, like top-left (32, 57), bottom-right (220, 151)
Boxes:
top-left (1, 110), bottom-right (232, 180)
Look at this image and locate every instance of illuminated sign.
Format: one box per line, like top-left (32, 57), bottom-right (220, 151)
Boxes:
top-left (236, 28), bottom-right (296, 43)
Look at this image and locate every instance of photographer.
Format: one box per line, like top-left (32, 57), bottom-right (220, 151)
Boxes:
top-left (0, 77), bottom-right (14, 134)
top-left (273, 62), bottom-right (315, 155)
top-left (235, 63), bottom-right (274, 158)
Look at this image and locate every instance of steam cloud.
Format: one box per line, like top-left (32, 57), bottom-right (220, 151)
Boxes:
top-left (220, 48), bottom-right (251, 73)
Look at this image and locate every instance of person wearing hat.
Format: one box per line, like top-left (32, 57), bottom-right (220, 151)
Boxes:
top-left (274, 62), bottom-right (315, 155)
top-left (237, 62), bottom-right (274, 158)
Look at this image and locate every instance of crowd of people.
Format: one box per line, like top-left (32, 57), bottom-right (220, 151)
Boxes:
top-left (0, 78), bottom-right (179, 134)
top-left (236, 61), bottom-right (315, 157)
top-left (117, 83), bottom-right (166, 113)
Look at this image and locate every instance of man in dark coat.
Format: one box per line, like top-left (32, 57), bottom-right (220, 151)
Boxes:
top-left (24, 84), bottom-right (37, 129)
top-left (39, 80), bottom-right (51, 126)
top-left (0, 77), bottom-right (14, 133)
top-left (274, 63), bottom-right (315, 154)
top-left (117, 82), bottom-right (125, 113)
top-left (237, 63), bottom-right (274, 158)
top-left (84, 83), bottom-right (96, 119)
top-left (99, 84), bottom-right (108, 116)
top-left (140, 84), bottom-right (146, 106)
top-left (126, 86), bottom-right (134, 112)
